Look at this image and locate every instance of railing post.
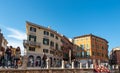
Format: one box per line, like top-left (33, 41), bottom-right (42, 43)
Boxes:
top-left (72, 61), bottom-right (74, 69)
top-left (46, 58), bottom-right (50, 69)
top-left (116, 65), bottom-right (118, 69)
top-left (91, 64), bottom-right (94, 69)
top-left (86, 63), bottom-right (88, 69)
top-left (112, 65), bottom-right (114, 69)
top-left (80, 63), bottom-right (82, 69)
top-left (61, 60), bottom-right (64, 69)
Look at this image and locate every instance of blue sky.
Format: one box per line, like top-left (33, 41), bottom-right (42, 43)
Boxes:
top-left (0, 0), bottom-right (120, 55)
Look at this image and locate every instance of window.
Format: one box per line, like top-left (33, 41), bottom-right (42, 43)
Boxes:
top-left (77, 46), bottom-right (80, 50)
top-left (50, 50), bottom-right (54, 54)
top-left (44, 31), bottom-right (49, 35)
top-left (96, 45), bottom-right (99, 49)
top-left (29, 35), bottom-right (36, 42)
top-left (43, 49), bottom-right (48, 53)
top-left (92, 51), bottom-right (95, 55)
top-left (86, 51), bottom-right (90, 57)
top-left (80, 44), bottom-right (84, 50)
top-left (86, 38), bottom-right (88, 40)
top-left (29, 47), bottom-right (35, 51)
top-left (50, 41), bottom-right (54, 47)
top-left (43, 38), bottom-right (49, 45)
top-left (50, 33), bottom-right (54, 37)
top-left (86, 44), bottom-right (89, 49)
top-left (56, 36), bottom-right (58, 40)
top-left (61, 39), bottom-right (65, 44)
top-left (55, 43), bottom-right (59, 50)
top-left (30, 27), bottom-right (36, 32)
top-left (97, 52), bottom-right (101, 56)
top-left (102, 46), bottom-right (104, 50)
top-left (102, 54), bottom-right (104, 57)
top-left (76, 52), bottom-right (81, 58)
top-left (106, 54), bottom-right (108, 58)
top-left (92, 44), bottom-right (94, 48)
top-left (82, 51), bottom-right (84, 57)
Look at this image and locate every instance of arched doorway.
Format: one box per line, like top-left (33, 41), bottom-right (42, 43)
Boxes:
top-left (28, 55), bottom-right (34, 67)
top-left (36, 56), bottom-right (41, 67)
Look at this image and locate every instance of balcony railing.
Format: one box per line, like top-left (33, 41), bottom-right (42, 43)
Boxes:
top-left (23, 40), bottom-right (41, 47)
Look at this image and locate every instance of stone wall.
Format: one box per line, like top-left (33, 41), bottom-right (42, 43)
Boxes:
top-left (0, 69), bottom-right (94, 73)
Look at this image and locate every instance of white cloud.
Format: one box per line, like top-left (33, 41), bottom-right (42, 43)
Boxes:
top-left (6, 27), bottom-right (27, 40)
top-left (0, 24), bottom-right (26, 55)
top-left (5, 27), bottom-right (27, 55)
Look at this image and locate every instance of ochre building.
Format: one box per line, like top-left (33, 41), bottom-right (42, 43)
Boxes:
top-left (73, 34), bottom-right (109, 67)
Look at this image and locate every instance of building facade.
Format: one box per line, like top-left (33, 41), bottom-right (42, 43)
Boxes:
top-left (0, 29), bottom-right (8, 56)
top-left (109, 47), bottom-right (120, 69)
top-left (23, 21), bottom-right (74, 67)
top-left (0, 29), bottom-right (2, 50)
top-left (73, 34), bottom-right (109, 67)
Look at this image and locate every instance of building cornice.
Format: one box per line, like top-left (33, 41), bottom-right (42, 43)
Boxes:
top-left (26, 21), bottom-right (73, 45)
top-left (74, 34), bottom-right (108, 43)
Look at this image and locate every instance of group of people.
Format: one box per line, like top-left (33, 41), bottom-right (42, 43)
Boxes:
top-left (0, 46), bottom-right (21, 68)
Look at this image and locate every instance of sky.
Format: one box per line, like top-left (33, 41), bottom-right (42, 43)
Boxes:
top-left (0, 0), bottom-right (120, 55)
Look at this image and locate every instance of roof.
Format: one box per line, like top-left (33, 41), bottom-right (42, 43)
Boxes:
top-left (112, 47), bottom-right (120, 51)
top-left (110, 47), bottom-right (120, 55)
top-left (26, 21), bottom-right (73, 44)
top-left (26, 21), bottom-right (61, 36)
top-left (74, 34), bottom-right (108, 43)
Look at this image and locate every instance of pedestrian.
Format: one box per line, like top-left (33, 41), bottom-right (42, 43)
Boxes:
top-left (14, 47), bottom-right (21, 68)
top-left (42, 54), bottom-right (47, 68)
top-left (5, 46), bottom-right (12, 68)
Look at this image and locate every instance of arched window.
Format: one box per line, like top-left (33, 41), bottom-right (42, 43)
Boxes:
top-left (28, 55), bottom-right (34, 67)
top-left (36, 56), bottom-right (41, 67)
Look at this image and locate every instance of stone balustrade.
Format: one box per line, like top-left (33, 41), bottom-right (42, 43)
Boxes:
top-left (0, 69), bottom-right (94, 73)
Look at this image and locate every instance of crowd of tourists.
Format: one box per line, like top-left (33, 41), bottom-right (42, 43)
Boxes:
top-left (0, 46), bottom-right (22, 68)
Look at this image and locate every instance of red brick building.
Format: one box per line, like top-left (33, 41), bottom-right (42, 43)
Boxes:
top-left (110, 47), bottom-right (120, 65)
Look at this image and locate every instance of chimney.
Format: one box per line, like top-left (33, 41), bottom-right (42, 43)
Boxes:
top-left (48, 26), bottom-right (51, 29)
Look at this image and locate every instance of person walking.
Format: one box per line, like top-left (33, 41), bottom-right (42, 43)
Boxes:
top-left (42, 54), bottom-right (47, 68)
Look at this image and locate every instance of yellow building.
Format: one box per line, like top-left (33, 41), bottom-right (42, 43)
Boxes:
top-left (73, 34), bottom-right (108, 67)
top-left (23, 21), bottom-right (73, 67)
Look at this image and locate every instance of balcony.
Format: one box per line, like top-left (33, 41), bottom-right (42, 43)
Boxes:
top-left (23, 40), bottom-right (41, 48)
top-left (29, 31), bottom-right (36, 35)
